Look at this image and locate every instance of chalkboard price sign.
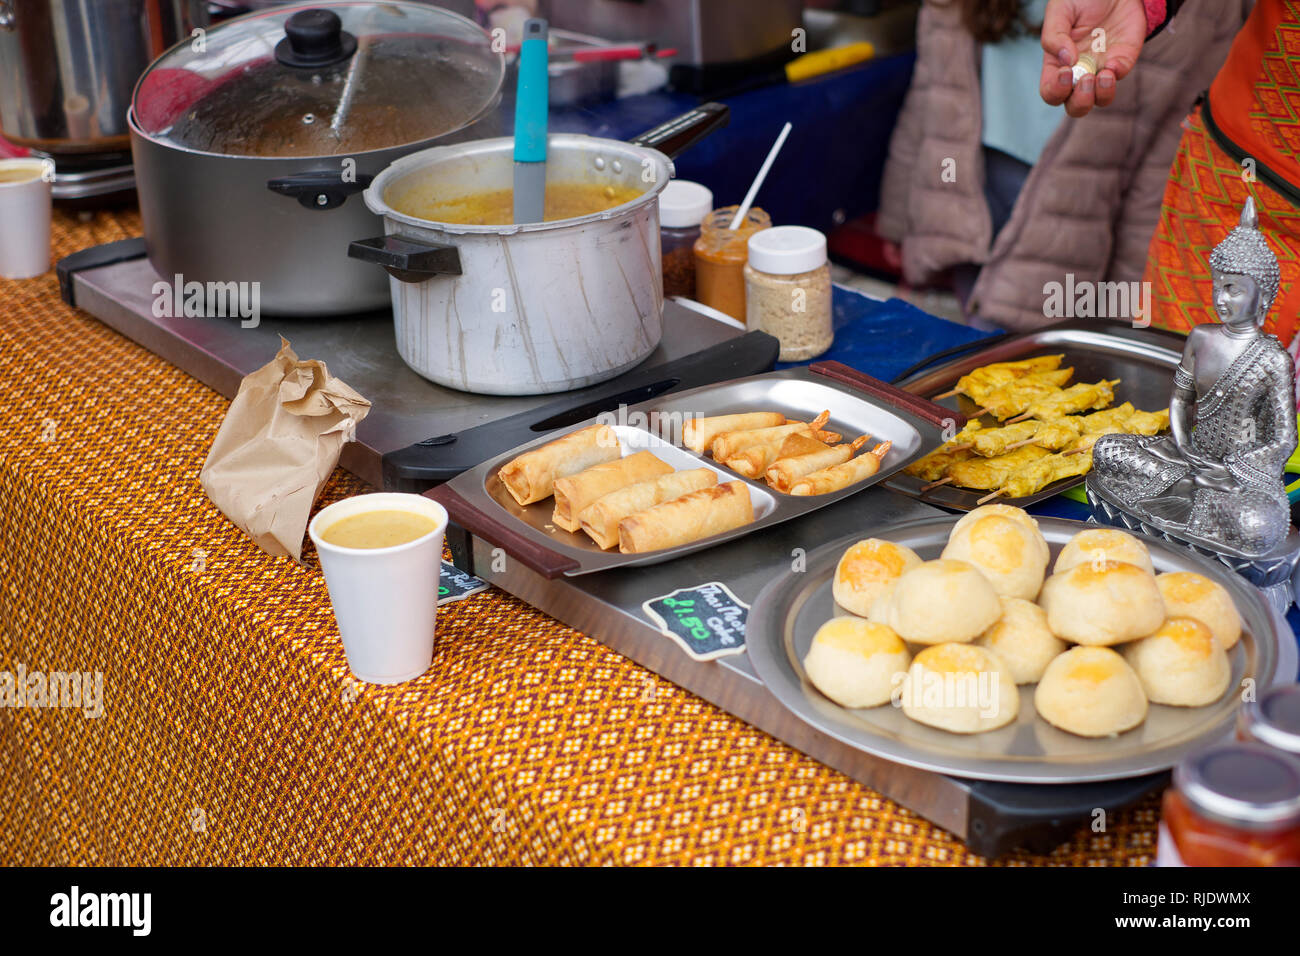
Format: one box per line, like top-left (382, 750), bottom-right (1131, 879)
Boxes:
top-left (438, 562), bottom-right (489, 606)
top-left (642, 582), bottom-right (749, 661)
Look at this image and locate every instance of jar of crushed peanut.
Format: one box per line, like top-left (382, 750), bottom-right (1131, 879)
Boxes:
top-left (744, 226), bottom-right (833, 361)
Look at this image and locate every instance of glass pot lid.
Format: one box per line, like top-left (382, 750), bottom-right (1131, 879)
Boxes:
top-left (132, 1), bottom-right (504, 158)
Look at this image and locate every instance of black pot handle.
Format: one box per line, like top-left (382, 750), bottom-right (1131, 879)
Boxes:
top-left (628, 102), bottom-right (729, 160)
top-left (348, 235), bottom-right (462, 283)
top-left (267, 170), bottom-right (373, 210)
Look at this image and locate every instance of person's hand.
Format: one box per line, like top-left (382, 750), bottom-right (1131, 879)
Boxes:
top-left (1039, 0), bottom-right (1149, 117)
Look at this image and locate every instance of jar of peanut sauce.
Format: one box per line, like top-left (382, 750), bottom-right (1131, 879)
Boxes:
top-left (693, 205), bottom-right (771, 321)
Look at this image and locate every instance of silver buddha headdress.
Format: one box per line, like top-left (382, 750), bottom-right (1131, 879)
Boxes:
top-left (1209, 197), bottom-right (1281, 307)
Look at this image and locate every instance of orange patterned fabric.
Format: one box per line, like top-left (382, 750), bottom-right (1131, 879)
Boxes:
top-left (1207, 0), bottom-right (1300, 196)
top-left (1143, 106), bottom-right (1300, 345)
top-left (0, 210), bottom-right (1160, 866)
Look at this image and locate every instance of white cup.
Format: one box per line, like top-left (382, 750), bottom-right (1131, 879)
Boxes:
top-left (0, 157), bottom-right (54, 280)
top-left (308, 492), bottom-right (449, 684)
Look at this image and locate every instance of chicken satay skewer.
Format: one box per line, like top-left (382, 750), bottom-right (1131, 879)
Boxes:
top-left (976, 449), bottom-right (1094, 504)
top-left (934, 355), bottom-right (1067, 401)
top-left (920, 443), bottom-right (1051, 493)
top-left (1005, 379), bottom-right (1120, 423)
top-left (943, 445), bottom-right (1052, 491)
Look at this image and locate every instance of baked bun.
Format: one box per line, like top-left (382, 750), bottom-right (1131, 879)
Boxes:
top-left (1034, 646), bottom-right (1148, 737)
top-left (865, 585), bottom-right (894, 624)
top-left (1156, 571), bottom-right (1242, 651)
top-left (975, 597), bottom-right (1068, 684)
top-left (1053, 527), bottom-right (1155, 575)
top-left (941, 512), bottom-right (1049, 599)
top-left (803, 617), bottom-right (911, 709)
top-left (881, 559), bottom-right (1002, 645)
top-left (832, 538), bottom-right (923, 617)
top-left (900, 643), bottom-right (1019, 733)
top-left (951, 503), bottom-right (1041, 538)
top-left (1038, 560), bottom-right (1165, 645)
top-left (1122, 617), bottom-right (1231, 707)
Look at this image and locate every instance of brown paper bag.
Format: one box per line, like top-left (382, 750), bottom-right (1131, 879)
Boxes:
top-left (200, 337), bottom-right (371, 561)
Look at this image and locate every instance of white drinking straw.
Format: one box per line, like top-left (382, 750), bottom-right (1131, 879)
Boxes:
top-left (729, 121), bottom-right (792, 231)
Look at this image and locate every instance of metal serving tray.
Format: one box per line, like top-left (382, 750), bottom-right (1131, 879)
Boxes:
top-left (428, 361), bottom-right (956, 578)
top-left (885, 319), bottom-right (1186, 511)
top-left (746, 515), bottom-right (1282, 784)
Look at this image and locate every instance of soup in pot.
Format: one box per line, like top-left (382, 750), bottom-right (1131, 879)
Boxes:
top-left (391, 181), bottom-right (644, 225)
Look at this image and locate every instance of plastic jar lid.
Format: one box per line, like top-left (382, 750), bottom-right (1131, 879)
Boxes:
top-left (659, 181), bottom-right (714, 229)
top-left (747, 225), bottom-right (828, 275)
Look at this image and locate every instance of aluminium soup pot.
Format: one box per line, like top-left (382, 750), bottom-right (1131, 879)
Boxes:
top-left (128, 1), bottom-right (504, 316)
top-left (351, 134), bottom-right (673, 395)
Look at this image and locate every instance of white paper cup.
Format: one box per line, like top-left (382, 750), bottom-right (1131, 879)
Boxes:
top-left (0, 158), bottom-right (54, 280)
top-left (308, 492), bottom-right (448, 684)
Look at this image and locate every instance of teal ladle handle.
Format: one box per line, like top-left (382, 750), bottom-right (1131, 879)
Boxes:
top-left (513, 19), bottom-right (549, 164)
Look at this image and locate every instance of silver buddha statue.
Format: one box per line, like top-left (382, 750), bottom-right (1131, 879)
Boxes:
top-left (1088, 198), bottom-right (1297, 559)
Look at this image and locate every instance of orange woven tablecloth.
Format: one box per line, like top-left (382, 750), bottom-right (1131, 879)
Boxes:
top-left (0, 209), bottom-right (1159, 866)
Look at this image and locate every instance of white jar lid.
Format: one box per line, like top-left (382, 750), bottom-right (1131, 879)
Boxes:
top-left (658, 180), bottom-right (713, 229)
top-left (747, 225), bottom-right (828, 275)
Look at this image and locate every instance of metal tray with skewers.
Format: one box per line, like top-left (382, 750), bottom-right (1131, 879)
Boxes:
top-left (883, 319), bottom-right (1186, 511)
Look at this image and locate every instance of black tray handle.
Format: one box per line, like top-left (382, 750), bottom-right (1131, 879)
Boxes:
top-left (810, 360), bottom-right (967, 430)
top-left (56, 236), bottom-right (148, 308)
top-left (348, 235), bottom-right (463, 283)
top-left (628, 102), bottom-right (729, 160)
top-left (267, 170), bottom-right (373, 210)
top-left (426, 483), bottom-right (580, 580)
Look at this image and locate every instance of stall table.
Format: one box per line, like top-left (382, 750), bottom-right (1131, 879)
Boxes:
top-left (1, 210), bottom-right (1175, 866)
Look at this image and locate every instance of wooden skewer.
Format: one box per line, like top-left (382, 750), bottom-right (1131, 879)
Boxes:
top-left (967, 407), bottom-right (990, 418)
top-left (920, 477), bottom-right (954, 493)
top-left (1063, 446), bottom-right (1091, 457)
top-left (944, 442), bottom-right (973, 453)
top-left (934, 387), bottom-right (961, 400)
top-left (1003, 437), bottom-right (1038, 451)
top-left (976, 488), bottom-right (1005, 505)
top-left (1006, 411), bottom-right (1033, 424)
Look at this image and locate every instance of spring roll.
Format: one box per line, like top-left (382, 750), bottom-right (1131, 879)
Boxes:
top-left (765, 435), bottom-right (871, 492)
top-left (578, 468), bottom-right (718, 550)
top-left (499, 423), bottom-right (621, 505)
top-left (788, 442), bottom-right (893, 496)
top-left (682, 412), bottom-right (786, 454)
top-left (618, 481), bottom-right (755, 554)
top-left (725, 432), bottom-right (828, 478)
top-left (710, 411), bottom-right (831, 462)
top-left (552, 451), bottom-right (673, 531)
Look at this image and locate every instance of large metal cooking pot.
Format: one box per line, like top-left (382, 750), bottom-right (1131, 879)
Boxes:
top-left (0, 0), bottom-right (208, 155)
top-left (128, 1), bottom-right (504, 316)
top-left (348, 105), bottom-right (729, 395)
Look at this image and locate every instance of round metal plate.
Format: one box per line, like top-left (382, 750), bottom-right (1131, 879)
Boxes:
top-left (746, 515), bottom-right (1288, 784)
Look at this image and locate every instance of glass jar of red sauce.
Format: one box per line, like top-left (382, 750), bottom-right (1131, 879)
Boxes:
top-left (1238, 684), bottom-right (1300, 757)
top-left (693, 205), bottom-right (771, 321)
top-left (1158, 743), bottom-right (1300, 866)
